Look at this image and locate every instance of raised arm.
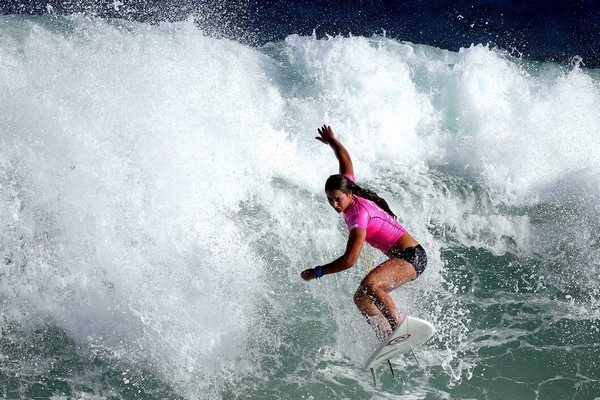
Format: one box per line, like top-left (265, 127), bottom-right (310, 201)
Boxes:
top-left (316, 125), bottom-right (354, 177)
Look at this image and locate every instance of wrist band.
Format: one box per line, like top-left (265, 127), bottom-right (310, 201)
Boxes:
top-left (314, 265), bottom-right (324, 278)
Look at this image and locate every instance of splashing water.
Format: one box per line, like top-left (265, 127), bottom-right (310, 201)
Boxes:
top-left (1, 14), bottom-right (599, 399)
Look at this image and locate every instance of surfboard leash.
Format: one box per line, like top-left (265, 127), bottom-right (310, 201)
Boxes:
top-left (362, 247), bottom-right (376, 272)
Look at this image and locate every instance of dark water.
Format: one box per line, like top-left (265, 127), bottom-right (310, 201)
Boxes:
top-left (2, 0), bottom-right (599, 66)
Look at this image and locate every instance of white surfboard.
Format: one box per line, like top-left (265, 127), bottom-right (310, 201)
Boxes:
top-left (364, 315), bottom-right (434, 381)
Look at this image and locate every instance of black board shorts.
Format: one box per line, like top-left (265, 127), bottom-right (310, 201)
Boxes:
top-left (390, 244), bottom-right (427, 277)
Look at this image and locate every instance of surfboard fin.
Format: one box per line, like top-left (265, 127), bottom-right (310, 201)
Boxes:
top-left (411, 346), bottom-right (421, 367)
top-left (387, 360), bottom-right (395, 377)
top-left (370, 367), bottom-right (376, 386)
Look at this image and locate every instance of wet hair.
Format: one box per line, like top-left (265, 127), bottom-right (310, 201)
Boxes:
top-left (325, 174), bottom-right (397, 219)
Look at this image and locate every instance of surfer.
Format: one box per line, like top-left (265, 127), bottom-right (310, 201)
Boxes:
top-left (301, 125), bottom-right (427, 340)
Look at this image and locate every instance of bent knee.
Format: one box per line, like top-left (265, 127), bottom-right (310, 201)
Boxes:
top-left (353, 287), bottom-right (365, 306)
top-left (354, 281), bottom-right (378, 302)
top-left (354, 284), bottom-right (372, 305)
top-left (360, 277), bottom-right (381, 292)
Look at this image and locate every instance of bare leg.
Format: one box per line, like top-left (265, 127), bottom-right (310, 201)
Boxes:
top-left (354, 257), bottom-right (417, 334)
top-left (354, 293), bottom-right (390, 339)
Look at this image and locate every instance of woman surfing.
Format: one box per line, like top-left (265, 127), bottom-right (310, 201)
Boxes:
top-left (301, 125), bottom-right (427, 340)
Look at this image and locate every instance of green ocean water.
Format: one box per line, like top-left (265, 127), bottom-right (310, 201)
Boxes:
top-left (1, 15), bottom-right (599, 399)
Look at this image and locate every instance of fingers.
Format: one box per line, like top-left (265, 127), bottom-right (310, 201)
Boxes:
top-left (319, 125), bottom-right (331, 135)
top-left (315, 125), bottom-right (334, 143)
top-left (316, 127), bottom-right (325, 139)
top-left (301, 270), bottom-right (310, 280)
top-left (301, 269), bottom-right (315, 281)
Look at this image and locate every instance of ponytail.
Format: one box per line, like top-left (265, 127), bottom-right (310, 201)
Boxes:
top-left (351, 184), bottom-right (397, 219)
top-left (325, 174), bottom-right (397, 219)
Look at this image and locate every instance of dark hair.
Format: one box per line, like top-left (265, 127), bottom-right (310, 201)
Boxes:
top-left (325, 174), bottom-right (397, 219)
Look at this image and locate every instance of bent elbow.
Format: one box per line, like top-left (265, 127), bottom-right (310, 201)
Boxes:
top-left (344, 257), bottom-right (358, 269)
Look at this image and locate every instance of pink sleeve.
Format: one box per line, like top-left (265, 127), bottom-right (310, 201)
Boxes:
top-left (349, 211), bottom-right (369, 230)
top-left (344, 174), bottom-right (356, 183)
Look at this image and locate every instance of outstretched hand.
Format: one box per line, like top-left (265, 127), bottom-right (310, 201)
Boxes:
top-left (300, 268), bottom-right (317, 281)
top-left (315, 125), bottom-right (336, 145)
